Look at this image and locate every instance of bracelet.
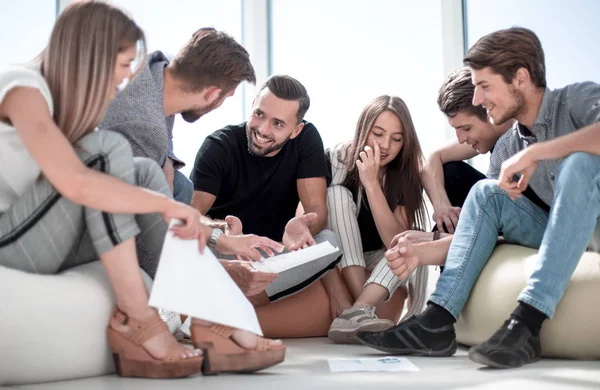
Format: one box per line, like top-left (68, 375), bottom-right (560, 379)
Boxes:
top-left (433, 230), bottom-right (441, 241)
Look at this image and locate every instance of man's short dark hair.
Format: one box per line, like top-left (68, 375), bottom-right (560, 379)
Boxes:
top-left (258, 75), bottom-right (310, 123)
top-left (464, 27), bottom-right (546, 89)
top-left (438, 67), bottom-right (487, 121)
top-left (172, 27), bottom-right (256, 93)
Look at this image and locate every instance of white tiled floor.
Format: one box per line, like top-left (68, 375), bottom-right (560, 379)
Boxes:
top-left (12, 338), bottom-right (600, 390)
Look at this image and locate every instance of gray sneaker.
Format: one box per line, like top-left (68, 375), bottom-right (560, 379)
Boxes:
top-left (328, 305), bottom-right (395, 344)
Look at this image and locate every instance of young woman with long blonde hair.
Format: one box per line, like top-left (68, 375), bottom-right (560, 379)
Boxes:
top-left (0, 0), bottom-right (283, 379)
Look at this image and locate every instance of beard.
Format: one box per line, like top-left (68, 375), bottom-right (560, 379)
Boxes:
top-left (181, 105), bottom-right (213, 123)
top-left (180, 95), bottom-right (225, 123)
top-left (246, 127), bottom-right (291, 157)
top-left (493, 86), bottom-right (525, 126)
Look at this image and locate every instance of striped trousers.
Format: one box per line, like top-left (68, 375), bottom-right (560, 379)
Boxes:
top-left (326, 185), bottom-right (428, 318)
top-left (0, 130), bottom-right (169, 278)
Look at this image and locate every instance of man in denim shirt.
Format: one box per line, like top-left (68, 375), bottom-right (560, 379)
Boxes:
top-left (357, 27), bottom-right (600, 369)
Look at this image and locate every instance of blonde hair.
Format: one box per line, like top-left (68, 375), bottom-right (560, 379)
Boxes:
top-left (40, 0), bottom-right (146, 144)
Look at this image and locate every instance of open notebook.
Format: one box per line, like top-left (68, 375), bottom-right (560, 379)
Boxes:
top-left (251, 241), bottom-right (339, 274)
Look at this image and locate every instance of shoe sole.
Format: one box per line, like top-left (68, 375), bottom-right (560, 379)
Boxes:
top-left (468, 348), bottom-right (540, 369)
top-left (328, 322), bottom-right (394, 344)
top-left (112, 353), bottom-right (203, 378)
top-left (356, 337), bottom-right (457, 357)
top-left (198, 344), bottom-right (286, 375)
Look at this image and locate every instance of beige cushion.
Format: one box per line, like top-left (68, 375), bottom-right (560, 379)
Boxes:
top-left (456, 244), bottom-right (600, 360)
top-left (0, 262), bottom-right (153, 385)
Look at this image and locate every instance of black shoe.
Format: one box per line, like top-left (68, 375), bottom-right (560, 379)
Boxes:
top-left (355, 315), bottom-right (457, 357)
top-left (468, 318), bottom-right (541, 369)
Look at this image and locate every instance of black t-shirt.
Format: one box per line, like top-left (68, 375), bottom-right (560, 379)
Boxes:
top-left (191, 121), bottom-right (329, 241)
top-left (356, 193), bottom-right (384, 252)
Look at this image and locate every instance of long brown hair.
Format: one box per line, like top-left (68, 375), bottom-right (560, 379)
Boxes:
top-left (40, 0), bottom-right (146, 144)
top-left (342, 95), bottom-right (427, 231)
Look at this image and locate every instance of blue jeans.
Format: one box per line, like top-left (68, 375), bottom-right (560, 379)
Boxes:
top-left (430, 152), bottom-right (600, 319)
top-left (173, 170), bottom-right (193, 205)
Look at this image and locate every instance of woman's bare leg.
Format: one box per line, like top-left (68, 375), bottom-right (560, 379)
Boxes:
top-left (102, 238), bottom-right (200, 359)
top-left (256, 280), bottom-right (333, 338)
top-left (341, 265), bottom-right (368, 300)
top-left (375, 287), bottom-right (406, 324)
top-left (351, 271), bottom-right (407, 323)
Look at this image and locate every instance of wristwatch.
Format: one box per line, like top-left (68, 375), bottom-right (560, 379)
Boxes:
top-left (208, 228), bottom-right (224, 250)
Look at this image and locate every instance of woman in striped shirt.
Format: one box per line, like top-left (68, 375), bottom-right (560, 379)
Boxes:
top-left (325, 95), bottom-right (429, 344)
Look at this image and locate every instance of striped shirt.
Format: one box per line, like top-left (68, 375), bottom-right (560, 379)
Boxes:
top-left (100, 51), bottom-right (184, 169)
top-left (488, 82), bottom-right (600, 207)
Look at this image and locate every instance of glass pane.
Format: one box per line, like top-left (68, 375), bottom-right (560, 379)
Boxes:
top-left (465, 0), bottom-right (600, 173)
top-left (270, 0), bottom-right (448, 157)
top-left (114, 0), bottom-right (244, 176)
top-left (0, 0), bottom-right (55, 67)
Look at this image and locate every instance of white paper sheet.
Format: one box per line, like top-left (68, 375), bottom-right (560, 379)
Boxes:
top-left (148, 224), bottom-right (263, 336)
top-left (327, 357), bottom-right (419, 373)
top-left (251, 241), bottom-right (339, 274)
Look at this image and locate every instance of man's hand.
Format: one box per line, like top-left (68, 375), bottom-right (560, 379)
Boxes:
top-left (224, 215), bottom-right (243, 235)
top-left (283, 213), bottom-right (318, 251)
top-left (162, 158), bottom-right (175, 193)
top-left (220, 260), bottom-right (278, 296)
top-left (498, 148), bottom-right (539, 200)
top-left (385, 236), bottom-right (421, 280)
top-left (393, 230), bottom-right (436, 245)
top-left (432, 202), bottom-right (461, 233)
top-left (216, 234), bottom-right (284, 262)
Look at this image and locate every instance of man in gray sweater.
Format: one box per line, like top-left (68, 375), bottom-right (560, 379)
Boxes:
top-left (100, 27), bottom-right (256, 204)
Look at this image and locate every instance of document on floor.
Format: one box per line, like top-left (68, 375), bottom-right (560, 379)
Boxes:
top-left (251, 241), bottom-right (339, 273)
top-left (149, 221), bottom-right (263, 336)
top-left (327, 357), bottom-right (419, 373)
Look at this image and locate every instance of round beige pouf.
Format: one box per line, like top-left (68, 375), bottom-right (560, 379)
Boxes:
top-left (455, 244), bottom-right (600, 360)
top-left (0, 262), bottom-right (153, 385)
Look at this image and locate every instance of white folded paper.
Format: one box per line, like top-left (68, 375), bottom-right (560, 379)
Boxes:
top-left (327, 357), bottom-right (419, 373)
top-left (251, 241), bottom-right (339, 274)
top-left (149, 223), bottom-right (263, 335)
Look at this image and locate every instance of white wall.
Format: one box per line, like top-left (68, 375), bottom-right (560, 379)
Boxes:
top-left (0, 0), bottom-right (55, 67)
top-left (270, 0), bottom-right (453, 158)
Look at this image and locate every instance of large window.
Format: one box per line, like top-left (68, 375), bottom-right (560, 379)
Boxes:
top-left (0, 0), bottom-right (55, 68)
top-left (465, 0), bottom-right (600, 173)
top-left (270, 0), bottom-right (450, 157)
top-left (113, 0), bottom-right (245, 176)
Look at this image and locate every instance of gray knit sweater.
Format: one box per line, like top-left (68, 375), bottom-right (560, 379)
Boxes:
top-left (100, 51), bottom-right (184, 169)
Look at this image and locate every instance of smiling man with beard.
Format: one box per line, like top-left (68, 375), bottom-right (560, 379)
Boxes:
top-left (190, 75), bottom-right (345, 338)
top-left (100, 27), bottom-right (255, 204)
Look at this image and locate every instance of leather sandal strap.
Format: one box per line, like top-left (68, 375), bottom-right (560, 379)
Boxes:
top-left (209, 324), bottom-right (236, 338)
top-left (114, 308), bottom-right (169, 346)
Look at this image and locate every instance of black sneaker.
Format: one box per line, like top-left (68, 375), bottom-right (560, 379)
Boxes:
top-left (468, 318), bottom-right (541, 369)
top-left (355, 315), bottom-right (457, 357)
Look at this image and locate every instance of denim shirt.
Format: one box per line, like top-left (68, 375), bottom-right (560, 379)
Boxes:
top-left (488, 82), bottom-right (600, 207)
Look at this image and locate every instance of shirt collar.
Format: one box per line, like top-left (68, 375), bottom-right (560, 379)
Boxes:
top-left (517, 87), bottom-right (553, 141)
